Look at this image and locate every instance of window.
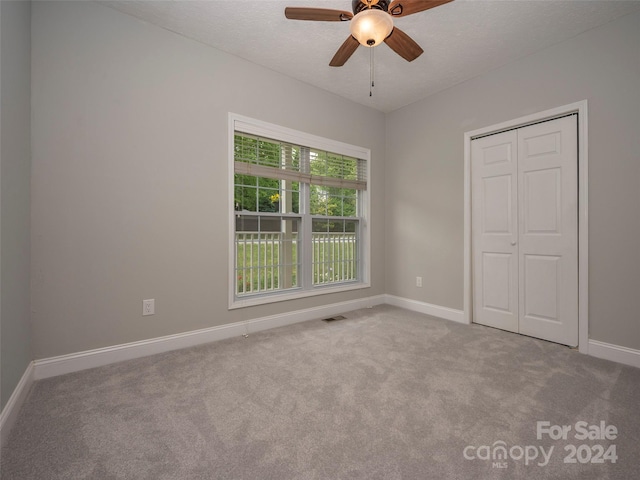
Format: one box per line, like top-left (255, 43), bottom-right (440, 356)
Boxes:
top-left (229, 114), bottom-right (370, 308)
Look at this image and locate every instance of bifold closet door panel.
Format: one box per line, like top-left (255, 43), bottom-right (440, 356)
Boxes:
top-left (517, 116), bottom-right (578, 347)
top-left (472, 130), bottom-right (519, 333)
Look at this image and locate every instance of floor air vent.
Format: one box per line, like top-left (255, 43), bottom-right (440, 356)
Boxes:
top-left (322, 315), bottom-right (347, 322)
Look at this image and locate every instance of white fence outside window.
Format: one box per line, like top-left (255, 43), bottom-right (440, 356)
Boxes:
top-left (235, 232), bottom-right (357, 295)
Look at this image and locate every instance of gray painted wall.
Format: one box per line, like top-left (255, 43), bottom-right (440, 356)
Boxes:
top-left (30, 1), bottom-right (386, 359)
top-left (386, 10), bottom-right (640, 350)
top-left (1, 0), bottom-right (32, 410)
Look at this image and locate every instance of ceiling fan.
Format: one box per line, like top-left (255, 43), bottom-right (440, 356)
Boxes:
top-left (284, 0), bottom-right (453, 66)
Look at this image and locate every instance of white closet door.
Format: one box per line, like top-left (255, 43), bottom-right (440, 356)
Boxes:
top-left (517, 116), bottom-right (578, 346)
top-left (472, 115), bottom-right (578, 346)
top-left (472, 130), bottom-right (519, 333)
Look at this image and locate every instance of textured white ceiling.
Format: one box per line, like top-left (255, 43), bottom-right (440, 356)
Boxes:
top-left (104, 0), bottom-right (640, 112)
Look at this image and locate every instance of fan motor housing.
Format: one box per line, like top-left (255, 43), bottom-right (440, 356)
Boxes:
top-left (353, 0), bottom-right (390, 14)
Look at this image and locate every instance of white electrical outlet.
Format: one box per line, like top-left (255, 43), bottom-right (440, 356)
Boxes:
top-left (416, 276), bottom-right (423, 287)
top-left (143, 299), bottom-right (155, 316)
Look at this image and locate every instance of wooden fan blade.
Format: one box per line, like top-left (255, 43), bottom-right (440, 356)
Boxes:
top-left (285, 7), bottom-right (353, 22)
top-left (330, 36), bottom-right (360, 67)
top-left (384, 27), bottom-right (424, 62)
top-left (388, 0), bottom-right (453, 17)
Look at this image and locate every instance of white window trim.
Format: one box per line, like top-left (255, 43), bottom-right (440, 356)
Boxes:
top-left (228, 113), bottom-right (371, 309)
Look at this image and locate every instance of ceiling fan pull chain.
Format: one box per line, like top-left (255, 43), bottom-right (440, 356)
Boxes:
top-left (370, 47), bottom-right (374, 97)
top-left (372, 46), bottom-right (375, 88)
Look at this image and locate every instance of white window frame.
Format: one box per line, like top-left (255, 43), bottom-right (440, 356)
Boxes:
top-left (228, 113), bottom-right (371, 309)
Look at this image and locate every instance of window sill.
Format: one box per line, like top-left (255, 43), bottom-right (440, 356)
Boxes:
top-left (229, 282), bottom-right (371, 310)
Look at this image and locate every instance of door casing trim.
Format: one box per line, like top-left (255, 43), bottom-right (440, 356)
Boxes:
top-left (463, 100), bottom-right (588, 354)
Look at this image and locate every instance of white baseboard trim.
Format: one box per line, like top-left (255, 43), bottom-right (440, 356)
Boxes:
top-left (588, 340), bottom-right (640, 369)
top-left (0, 361), bottom-right (34, 448)
top-left (33, 294), bottom-right (387, 380)
top-left (384, 295), bottom-right (466, 324)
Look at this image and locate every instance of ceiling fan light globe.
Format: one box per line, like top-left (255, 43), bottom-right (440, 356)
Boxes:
top-left (350, 9), bottom-right (393, 47)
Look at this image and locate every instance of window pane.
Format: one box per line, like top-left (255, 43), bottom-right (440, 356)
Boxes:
top-left (342, 189), bottom-right (357, 217)
top-left (235, 215), bottom-right (300, 295)
top-left (310, 185), bottom-right (357, 217)
top-left (234, 174), bottom-right (299, 214)
top-left (279, 181), bottom-right (300, 214)
top-left (309, 185), bottom-right (328, 216)
top-left (312, 218), bottom-right (358, 285)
